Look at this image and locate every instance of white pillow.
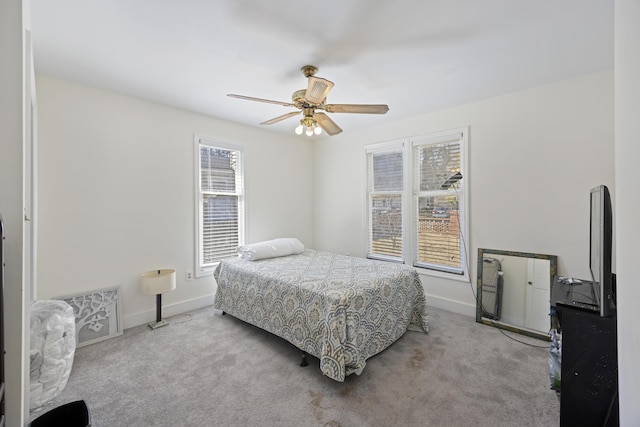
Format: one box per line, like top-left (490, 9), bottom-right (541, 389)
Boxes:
top-left (237, 238), bottom-right (305, 261)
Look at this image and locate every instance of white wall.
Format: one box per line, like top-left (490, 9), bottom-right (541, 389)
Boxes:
top-left (35, 75), bottom-right (314, 328)
top-left (313, 70), bottom-right (614, 316)
top-left (615, 0), bottom-right (640, 424)
top-left (0, 0), bottom-right (30, 424)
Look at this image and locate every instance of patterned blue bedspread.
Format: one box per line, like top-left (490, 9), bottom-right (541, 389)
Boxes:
top-left (213, 249), bottom-right (429, 381)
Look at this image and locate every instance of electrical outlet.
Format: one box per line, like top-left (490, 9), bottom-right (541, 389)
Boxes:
top-left (185, 271), bottom-right (193, 281)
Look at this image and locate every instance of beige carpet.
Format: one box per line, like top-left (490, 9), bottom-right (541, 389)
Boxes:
top-left (31, 305), bottom-right (559, 426)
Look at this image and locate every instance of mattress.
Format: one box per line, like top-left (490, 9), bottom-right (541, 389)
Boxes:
top-left (213, 249), bottom-right (429, 381)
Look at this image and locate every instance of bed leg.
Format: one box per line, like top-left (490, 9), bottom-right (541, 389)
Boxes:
top-left (300, 352), bottom-right (309, 367)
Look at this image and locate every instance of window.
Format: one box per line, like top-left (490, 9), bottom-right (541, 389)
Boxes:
top-left (366, 144), bottom-right (405, 262)
top-left (196, 137), bottom-right (244, 274)
top-left (365, 128), bottom-right (468, 277)
top-left (412, 133), bottom-right (465, 274)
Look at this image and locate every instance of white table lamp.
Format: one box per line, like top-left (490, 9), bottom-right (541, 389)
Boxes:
top-left (141, 269), bottom-right (176, 329)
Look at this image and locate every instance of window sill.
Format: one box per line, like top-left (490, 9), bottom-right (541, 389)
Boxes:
top-left (414, 265), bottom-right (470, 283)
top-left (195, 266), bottom-right (215, 279)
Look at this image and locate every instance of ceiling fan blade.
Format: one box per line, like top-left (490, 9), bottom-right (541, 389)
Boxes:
top-left (314, 112), bottom-right (343, 136)
top-left (304, 77), bottom-right (334, 105)
top-left (260, 111), bottom-right (301, 125)
top-left (227, 94), bottom-right (295, 108)
top-left (324, 104), bottom-right (389, 114)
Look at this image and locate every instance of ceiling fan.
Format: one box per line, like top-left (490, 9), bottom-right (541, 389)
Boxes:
top-left (228, 65), bottom-right (389, 136)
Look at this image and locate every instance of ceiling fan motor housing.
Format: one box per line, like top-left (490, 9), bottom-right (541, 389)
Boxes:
top-left (292, 89), bottom-right (307, 105)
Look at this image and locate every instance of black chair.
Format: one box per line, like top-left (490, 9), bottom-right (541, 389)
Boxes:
top-left (30, 400), bottom-right (91, 427)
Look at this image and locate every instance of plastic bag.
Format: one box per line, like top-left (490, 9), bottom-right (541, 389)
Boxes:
top-left (549, 329), bottom-right (562, 390)
top-left (30, 300), bottom-right (76, 411)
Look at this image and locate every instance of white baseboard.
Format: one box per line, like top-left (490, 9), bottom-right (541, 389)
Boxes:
top-left (124, 293), bottom-right (474, 329)
top-left (123, 293), bottom-right (216, 329)
top-left (426, 294), bottom-right (476, 318)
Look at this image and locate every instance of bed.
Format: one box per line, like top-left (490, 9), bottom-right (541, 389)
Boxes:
top-left (213, 246), bottom-right (429, 382)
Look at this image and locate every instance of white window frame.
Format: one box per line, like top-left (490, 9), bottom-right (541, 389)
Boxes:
top-left (364, 128), bottom-right (469, 282)
top-left (364, 139), bottom-right (409, 263)
top-left (194, 135), bottom-right (245, 277)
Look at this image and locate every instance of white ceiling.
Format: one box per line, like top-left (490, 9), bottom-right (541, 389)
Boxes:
top-left (29, 0), bottom-right (613, 138)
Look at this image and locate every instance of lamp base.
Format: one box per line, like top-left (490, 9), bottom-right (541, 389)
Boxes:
top-left (147, 293), bottom-right (170, 329)
top-left (148, 319), bottom-right (170, 329)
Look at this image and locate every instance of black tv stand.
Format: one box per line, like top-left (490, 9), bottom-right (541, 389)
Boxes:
top-left (552, 277), bottom-right (619, 426)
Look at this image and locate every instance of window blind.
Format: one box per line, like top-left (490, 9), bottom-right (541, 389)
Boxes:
top-left (412, 136), bottom-right (464, 274)
top-left (367, 148), bottom-right (404, 262)
top-left (199, 144), bottom-right (244, 266)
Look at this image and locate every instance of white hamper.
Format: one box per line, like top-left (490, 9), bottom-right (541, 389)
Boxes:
top-left (30, 300), bottom-right (77, 411)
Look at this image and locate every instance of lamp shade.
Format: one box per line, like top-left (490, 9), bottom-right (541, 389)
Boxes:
top-left (140, 269), bottom-right (176, 295)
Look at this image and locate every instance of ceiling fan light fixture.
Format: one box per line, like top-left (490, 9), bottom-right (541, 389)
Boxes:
top-left (296, 114), bottom-right (318, 137)
top-left (314, 124), bottom-right (322, 135)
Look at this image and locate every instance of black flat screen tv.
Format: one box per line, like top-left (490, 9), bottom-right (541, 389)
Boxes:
top-left (589, 185), bottom-right (616, 317)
